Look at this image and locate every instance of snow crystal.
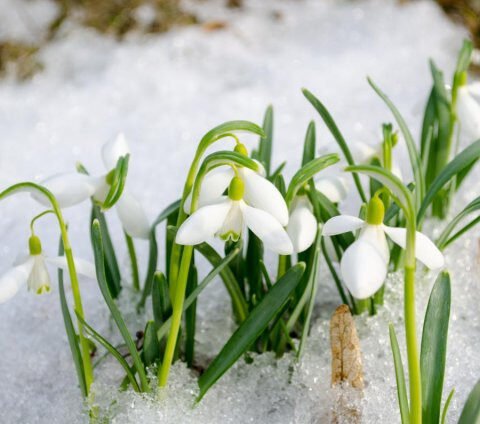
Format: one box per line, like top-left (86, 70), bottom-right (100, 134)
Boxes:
top-left (0, 0), bottom-right (478, 423)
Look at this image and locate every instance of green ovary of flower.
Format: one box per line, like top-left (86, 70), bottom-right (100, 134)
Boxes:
top-left (366, 195), bottom-right (385, 225)
top-left (228, 176), bottom-right (245, 201)
top-left (28, 235), bottom-right (42, 256)
top-left (234, 143), bottom-right (248, 156)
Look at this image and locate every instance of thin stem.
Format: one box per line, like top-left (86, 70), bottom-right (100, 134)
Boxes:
top-left (405, 220), bottom-right (422, 424)
top-left (124, 232), bottom-right (140, 291)
top-left (30, 209), bottom-right (55, 233)
top-left (0, 183), bottom-right (94, 393)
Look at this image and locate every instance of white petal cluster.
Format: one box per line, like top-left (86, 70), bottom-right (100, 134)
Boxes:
top-left (34, 134), bottom-right (150, 239)
top-left (176, 167), bottom-right (294, 255)
top-left (0, 244), bottom-right (96, 303)
top-left (323, 207), bottom-right (444, 299)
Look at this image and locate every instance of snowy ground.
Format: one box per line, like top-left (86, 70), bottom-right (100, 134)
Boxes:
top-left (0, 0), bottom-right (479, 423)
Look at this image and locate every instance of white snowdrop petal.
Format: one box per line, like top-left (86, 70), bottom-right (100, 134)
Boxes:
top-left (240, 203), bottom-right (293, 255)
top-left (241, 167), bottom-right (289, 226)
top-left (45, 256), bottom-right (97, 280)
top-left (27, 256), bottom-right (51, 294)
top-left (392, 163), bottom-right (403, 182)
top-left (315, 175), bottom-right (349, 203)
top-left (102, 133), bottom-right (130, 170)
top-left (217, 201), bottom-right (243, 241)
top-left (184, 167), bottom-right (234, 214)
top-left (115, 190), bottom-right (150, 239)
top-left (287, 197), bottom-right (317, 253)
top-left (0, 259), bottom-right (34, 303)
top-left (176, 198), bottom-right (232, 245)
top-left (468, 82), bottom-right (480, 96)
top-left (322, 215), bottom-right (365, 236)
top-left (382, 225), bottom-right (445, 270)
top-left (35, 173), bottom-right (101, 208)
top-left (353, 141), bottom-right (379, 163)
top-left (358, 224), bottom-right (390, 263)
top-left (340, 240), bottom-right (387, 299)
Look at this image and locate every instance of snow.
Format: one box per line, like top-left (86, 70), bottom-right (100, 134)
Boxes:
top-left (0, 0), bottom-right (478, 423)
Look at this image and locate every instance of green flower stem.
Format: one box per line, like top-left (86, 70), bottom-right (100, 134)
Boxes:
top-left (405, 220), bottom-right (421, 424)
top-left (124, 232), bottom-right (140, 291)
top-left (0, 182), bottom-right (94, 393)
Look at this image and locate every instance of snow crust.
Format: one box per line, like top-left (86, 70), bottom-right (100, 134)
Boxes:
top-left (0, 0), bottom-right (478, 423)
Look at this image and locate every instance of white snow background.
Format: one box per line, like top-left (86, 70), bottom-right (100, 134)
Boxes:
top-left (0, 0), bottom-right (479, 423)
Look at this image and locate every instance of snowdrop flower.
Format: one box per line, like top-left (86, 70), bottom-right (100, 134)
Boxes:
top-left (286, 194), bottom-right (317, 253)
top-left (183, 145), bottom-right (288, 227)
top-left (176, 175), bottom-right (293, 255)
top-left (314, 174), bottom-right (349, 204)
top-left (0, 235), bottom-right (96, 303)
top-left (322, 196), bottom-right (444, 299)
top-left (456, 78), bottom-right (480, 141)
top-left (35, 134), bottom-right (150, 239)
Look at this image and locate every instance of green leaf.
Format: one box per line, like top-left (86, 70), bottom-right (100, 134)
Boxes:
top-left (367, 77), bottom-right (425, 207)
top-left (138, 199), bottom-right (180, 309)
top-left (258, 105), bottom-right (274, 176)
top-left (302, 121), bottom-right (316, 166)
top-left (389, 324), bottom-right (409, 424)
top-left (57, 237), bottom-right (87, 397)
top-left (302, 88), bottom-right (367, 202)
top-left (152, 272), bottom-right (170, 326)
top-left (458, 379), bottom-right (480, 424)
top-left (285, 154), bottom-right (339, 205)
top-left (156, 246), bottom-right (241, 341)
top-left (91, 219), bottom-right (150, 392)
top-left (102, 155), bottom-right (129, 210)
top-left (185, 264), bottom-right (198, 368)
top-left (455, 39), bottom-right (473, 76)
top-left (143, 321), bottom-right (161, 367)
top-left (440, 388), bottom-right (455, 424)
top-left (420, 271), bottom-right (451, 424)
top-left (76, 313), bottom-right (141, 392)
top-left (421, 89), bottom-right (436, 160)
top-left (90, 204), bottom-right (121, 298)
top-left (197, 263), bottom-right (306, 400)
top-left (417, 139), bottom-right (480, 224)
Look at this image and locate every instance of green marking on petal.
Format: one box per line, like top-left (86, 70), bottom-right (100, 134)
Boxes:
top-left (220, 231), bottom-right (240, 242)
top-left (36, 284), bottom-right (51, 295)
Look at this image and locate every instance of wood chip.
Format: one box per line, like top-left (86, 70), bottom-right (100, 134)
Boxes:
top-left (330, 304), bottom-right (364, 389)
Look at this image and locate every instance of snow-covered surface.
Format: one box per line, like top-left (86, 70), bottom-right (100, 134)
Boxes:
top-left (0, 0), bottom-right (478, 423)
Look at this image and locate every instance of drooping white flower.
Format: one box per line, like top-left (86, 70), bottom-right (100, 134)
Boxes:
top-left (183, 164), bottom-right (289, 226)
top-left (286, 195), bottom-right (317, 253)
top-left (34, 134), bottom-right (150, 239)
top-left (176, 176), bottom-right (293, 255)
top-left (0, 235), bottom-right (96, 303)
top-left (314, 174), bottom-right (349, 204)
top-left (457, 81), bottom-right (480, 141)
top-left (352, 140), bottom-right (403, 181)
top-left (322, 197), bottom-right (444, 299)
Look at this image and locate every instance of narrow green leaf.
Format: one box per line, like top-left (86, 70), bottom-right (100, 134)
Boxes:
top-left (367, 77), bottom-right (425, 207)
top-left (91, 219), bottom-right (150, 392)
top-left (302, 121), bottom-right (316, 166)
top-left (76, 313), bottom-right (141, 392)
top-left (90, 204), bottom-right (121, 298)
top-left (258, 105), bottom-right (273, 176)
top-left (389, 324), bottom-right (410, 424)
top-left (285, 154), bottom-right (339, 205)
top-left (302, 88), bottom-right (367, 202)
top-left (156, 247), bottom-right (240, 341)
top-left (102, 155), bottom-right (129, 210)
top-left (185, 265), bottom-right (198, 368)
top-left (420, 271), bottom-right (451, 424)
top-left (440, 388), bottom-right (455, 424)
top-left (455, 39), bottom-right (473, 76)
top-left (57, 237), bottom-right (87, 397)
top-left (421, 89), bottom-right (436, 160)
top-left (152, 272), bottom-right (170, 326)
top-left (417, 139), bottom-right (480, 223)
top-left (458, 380), bottom-right (480, 424)
top-left (143, 321), bottom-right (161, 367)
top-left (197, 263), bottom-right (306, 400)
